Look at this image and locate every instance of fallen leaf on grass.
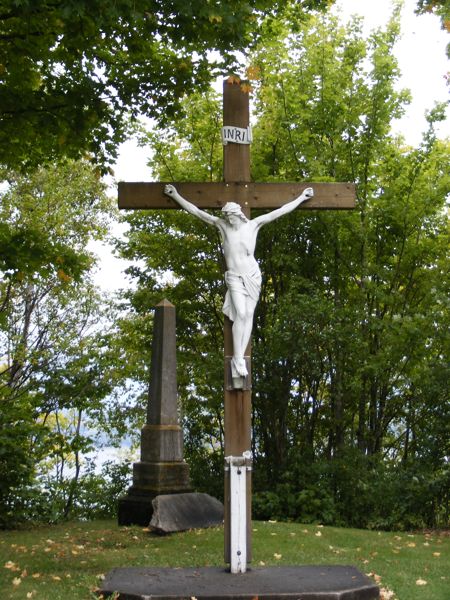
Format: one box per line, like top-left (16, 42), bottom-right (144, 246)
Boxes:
top-left (433, 552), bottom-right (441, 557)
top-left (315, 531), bottom-right (322, 537)
top-left (380, 587), bottom-right (396, 599)
top-left (406, 542), bottom-right (416, 548)
top-left (31, 573), bottom-right (41, 579)
top-left (12, 577), bottom-right (21, 586)
top-left (259, 561), bottom-right (265, 566)
top-left (4, 561), bottom-right (20, 571)
top-left (51, 575), bottom-right (62, 581)
top-left (273, 553), bottom-right (282, 560)
top-left (416, 579), bottom-right (427, 586)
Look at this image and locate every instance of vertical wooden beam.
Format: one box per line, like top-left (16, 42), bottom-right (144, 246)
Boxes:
top-left (223, 79), bottom-right (252, 566)
top-left (223, 80), bottom-right (251, 185)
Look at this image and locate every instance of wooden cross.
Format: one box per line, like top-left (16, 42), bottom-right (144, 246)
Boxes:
top-left (119, 79), bottom-right (355, 570)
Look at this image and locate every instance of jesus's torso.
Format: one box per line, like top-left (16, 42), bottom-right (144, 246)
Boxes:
top-left (218, 220), bottom-right (259, 274)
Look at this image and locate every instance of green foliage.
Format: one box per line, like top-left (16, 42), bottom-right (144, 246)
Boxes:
top-left (0, 0), bottom-right (335, 172)
top-left (0, 161), bottom-right (131, 527)
top-left (117, 8), bottom-right (449, 530)
top-left (23, 460), bottom-right (132, 523)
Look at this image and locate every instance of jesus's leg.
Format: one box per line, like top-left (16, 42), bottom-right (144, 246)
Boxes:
top-left (241, 296), bottom-right (257, 355)
top-left (229, 291), bottom-right (249, 376)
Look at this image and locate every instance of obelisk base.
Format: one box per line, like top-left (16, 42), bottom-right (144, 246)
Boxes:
top-left (118, 461), bottom-right (191, 526)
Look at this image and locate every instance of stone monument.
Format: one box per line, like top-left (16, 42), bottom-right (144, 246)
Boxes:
top-left (118, 299), bottom-right (191, 526)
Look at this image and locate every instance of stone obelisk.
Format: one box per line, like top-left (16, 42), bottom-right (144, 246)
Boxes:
top-left (118, 299), bottom-right (191, 526)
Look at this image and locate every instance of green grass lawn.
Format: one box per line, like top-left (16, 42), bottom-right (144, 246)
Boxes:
top-left (0, 520), bottom-right (448, 599)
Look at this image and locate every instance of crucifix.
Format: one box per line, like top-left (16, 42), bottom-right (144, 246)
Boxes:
top-left (119, 78), bottom-right (355, 573)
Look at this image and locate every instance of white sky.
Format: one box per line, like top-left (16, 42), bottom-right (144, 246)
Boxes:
top-left (95, 0), bottom-right (449, 291)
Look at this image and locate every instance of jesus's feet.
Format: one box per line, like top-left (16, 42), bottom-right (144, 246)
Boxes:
top-left (232, 357), bottom-right (248, 377)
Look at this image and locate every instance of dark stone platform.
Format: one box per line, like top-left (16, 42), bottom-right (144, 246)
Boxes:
top-left (99, 565), bottom-right (379, 599)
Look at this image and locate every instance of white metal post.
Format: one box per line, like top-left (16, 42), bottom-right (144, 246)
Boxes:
top-left (226, 452), bottom-right (252, 574)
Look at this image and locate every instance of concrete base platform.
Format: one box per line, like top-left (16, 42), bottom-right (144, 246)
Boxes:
top-left (99, 566), bottom-right (379, 599)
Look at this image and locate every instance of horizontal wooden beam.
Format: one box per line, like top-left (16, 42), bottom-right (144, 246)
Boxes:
top-left (118, 181), bottom-right (356, 211)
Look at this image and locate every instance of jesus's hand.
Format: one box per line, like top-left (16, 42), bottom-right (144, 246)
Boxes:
top-left (164, 184), bottom-right (177, 197)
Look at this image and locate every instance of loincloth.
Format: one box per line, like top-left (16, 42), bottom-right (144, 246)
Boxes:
top-left (222, 266), bottom-right (262, 322)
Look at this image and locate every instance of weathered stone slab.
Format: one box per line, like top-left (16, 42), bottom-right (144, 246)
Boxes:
top-left (150, 492), bottom-right (224, 534)
top-left (99, 565), bottom-right (379, 599)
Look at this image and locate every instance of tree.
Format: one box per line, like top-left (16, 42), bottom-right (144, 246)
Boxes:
top-left (0, 161), bottom-right (126, 525)
top-left (117, 7), bottom-right (449, 528)
top-left (0, 0), bottom-right (335, 173)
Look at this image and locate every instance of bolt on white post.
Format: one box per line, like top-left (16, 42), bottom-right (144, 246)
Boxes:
top-left (225, 452), bottom-right (252, 574)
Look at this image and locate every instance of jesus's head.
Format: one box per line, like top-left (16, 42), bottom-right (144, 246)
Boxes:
top-left (221, 202), bottom-right (248, 225)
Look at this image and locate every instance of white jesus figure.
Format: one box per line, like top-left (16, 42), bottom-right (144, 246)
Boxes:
top-left (164, 184), bottom-right (314, 380)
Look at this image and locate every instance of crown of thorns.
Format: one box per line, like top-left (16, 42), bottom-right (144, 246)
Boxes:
top-left (221, 202), bottom-right (248, 221)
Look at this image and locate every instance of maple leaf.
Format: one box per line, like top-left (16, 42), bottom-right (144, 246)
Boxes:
top-left (380, 587), bottom-right (396, 600)
top-left (246, 65), bottom-right (261, 81)
top-left (12, 577), bottom-right (21, 586)
top-left (240, 82), bottom-right (253, 95)
top-left (226, 75), bottom-right (241, 85)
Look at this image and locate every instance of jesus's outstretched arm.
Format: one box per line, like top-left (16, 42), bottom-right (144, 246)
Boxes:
top-left (164, 184), bottom-right (219, 227)
top-left (252, 187), bottom-right (314, 228)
